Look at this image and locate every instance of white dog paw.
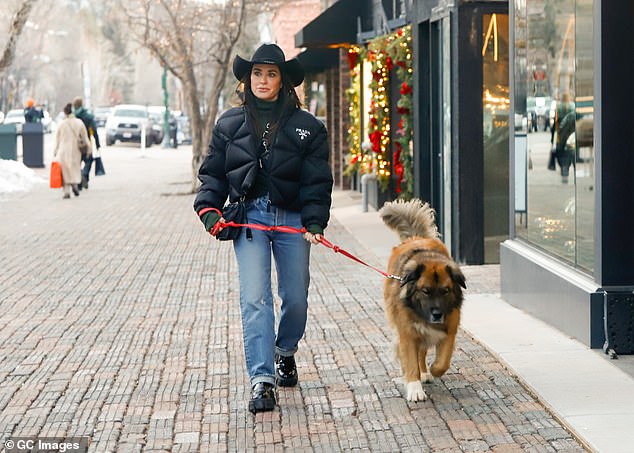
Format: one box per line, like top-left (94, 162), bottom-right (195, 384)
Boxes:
top-left (406, 381), bottom-right (428, 402)
top-left (421, 372), bottom-right (433, 383)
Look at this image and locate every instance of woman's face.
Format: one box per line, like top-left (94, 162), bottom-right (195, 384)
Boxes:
top-left (251, 63), bottom-right (282, 102)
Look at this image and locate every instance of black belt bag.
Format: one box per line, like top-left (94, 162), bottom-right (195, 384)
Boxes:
top-left (216, 200), bottom-right (246, 241)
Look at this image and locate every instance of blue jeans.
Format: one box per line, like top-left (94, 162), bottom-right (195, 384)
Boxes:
top-left (81, 153), bottom-right (93, 180)
top-left (233, 195), bottom-right (311, 387)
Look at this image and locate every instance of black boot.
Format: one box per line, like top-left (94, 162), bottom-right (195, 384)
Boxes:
top-left (248, 382), bottom-right (276, 414)
top-left (547, 149), bottom-right (556, 171)
top-left (275, 354), bottom-right (298, 387)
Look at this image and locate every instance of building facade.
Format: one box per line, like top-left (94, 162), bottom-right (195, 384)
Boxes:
top-left (294, 0), bottom-right (634, 351)
top-left (411, 0), bottom-right (509, 264)
top-left (502, 0), bottom-right (634, 352)
top-left (297, 0), bottom-right (511, 264)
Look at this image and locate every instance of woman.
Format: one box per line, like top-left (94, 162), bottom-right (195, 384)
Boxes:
top-left (53, 103), bottom-right (89, 199)
top-left (194, 43), bottom-right (333, 414)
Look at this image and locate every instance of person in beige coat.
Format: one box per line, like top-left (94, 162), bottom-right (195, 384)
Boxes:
top-left (53, 103), bottom-right (90, 199)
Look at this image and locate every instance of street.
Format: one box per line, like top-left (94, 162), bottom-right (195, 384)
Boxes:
top-left (0, 142), bottom-right (586, 451)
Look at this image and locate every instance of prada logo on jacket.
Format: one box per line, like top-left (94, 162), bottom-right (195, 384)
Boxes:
top-left (295, 128), bottom-right (311, 140)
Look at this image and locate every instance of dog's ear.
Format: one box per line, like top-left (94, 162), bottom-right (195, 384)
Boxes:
top-left (446, 264), bottom-right (466, 289)
top-left (400, 264), bottom-right (424, 288)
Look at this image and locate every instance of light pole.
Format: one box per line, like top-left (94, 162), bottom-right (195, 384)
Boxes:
top-left (161, 66), bottom-right (170, 148)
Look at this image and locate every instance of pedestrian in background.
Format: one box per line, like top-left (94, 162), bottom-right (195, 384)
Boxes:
top-left (72, 97), bottom-right (101, 189)
top-left (24, 97), bottom-right (43, 123)
top-left (53, 103), bottom-right (89, 199)
top-left (194, 43), bottom-right (333, 414)
top-left (549, 92), bottom-right (575, 182)
top-left (168, 113), bottom-right (178, 148)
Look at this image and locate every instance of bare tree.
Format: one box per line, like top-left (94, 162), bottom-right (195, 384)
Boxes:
top-left (0, 0), bottom-right (40, 73)
top-left (121, 0), bottom-right (254, 191)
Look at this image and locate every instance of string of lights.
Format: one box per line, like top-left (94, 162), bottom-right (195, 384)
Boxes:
top-left (344, 26), bottom-right (413, 198)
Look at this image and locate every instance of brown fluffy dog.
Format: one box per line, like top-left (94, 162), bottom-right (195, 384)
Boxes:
top-left (379, 199), bottom-right (466, 401)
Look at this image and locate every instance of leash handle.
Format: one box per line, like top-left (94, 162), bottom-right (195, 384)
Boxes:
top-left (199, 207), bottom-right (308, 236)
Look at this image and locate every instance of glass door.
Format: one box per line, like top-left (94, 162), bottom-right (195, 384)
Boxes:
top-left (482, 12), bottom-right (510, 263)
top-left (430, 15), bottom-right (452, 251)
top-left (441, 16), bottom-right (452, 252)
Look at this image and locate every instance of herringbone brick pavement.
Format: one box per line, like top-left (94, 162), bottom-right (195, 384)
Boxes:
top-left (0, 146), bottom-right (586, 452)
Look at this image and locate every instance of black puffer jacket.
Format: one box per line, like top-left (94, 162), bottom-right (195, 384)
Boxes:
top-left (194, 106), bottom-right (333, 230)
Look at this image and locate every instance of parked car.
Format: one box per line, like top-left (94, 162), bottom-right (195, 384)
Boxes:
top-left (93, 106), bottom-right (112, 128)
top-left (147, 106), bottom-right (167, 145)
top-left (3, 108), bottom-right (53, 132)
top-left (3, 109), bottom-right (25, 125)
top-left (104, 104), bottom-right (154, 147)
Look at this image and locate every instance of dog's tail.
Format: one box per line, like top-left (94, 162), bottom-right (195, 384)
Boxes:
top-left (379, 198), bottom-right (439, 241)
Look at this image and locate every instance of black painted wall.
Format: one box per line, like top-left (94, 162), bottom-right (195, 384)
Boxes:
top-left (597, 1), bottom-right (634, 286)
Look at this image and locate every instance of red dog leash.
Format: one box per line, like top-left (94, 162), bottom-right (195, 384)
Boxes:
top-left (318, 237), bottom-right (402, 281)
top-left (199, 207), bottom-right (402, 281)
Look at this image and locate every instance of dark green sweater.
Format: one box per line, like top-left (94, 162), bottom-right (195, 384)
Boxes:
top-left (246, 98), bottom-right (276, 200)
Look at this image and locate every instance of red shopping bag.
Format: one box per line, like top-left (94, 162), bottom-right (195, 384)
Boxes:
top-left (49, 161), bottom-right (63, 188)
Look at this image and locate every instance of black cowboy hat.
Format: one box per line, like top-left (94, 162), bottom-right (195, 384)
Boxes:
top-left (233, 43), bottom-right (305, 87)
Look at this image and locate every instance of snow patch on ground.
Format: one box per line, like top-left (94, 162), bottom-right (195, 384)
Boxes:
top-left (0, 159), bottom-right (46, 195)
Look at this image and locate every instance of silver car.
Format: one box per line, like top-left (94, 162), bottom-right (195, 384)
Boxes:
top-left (105, 104), bottom-right (154, 147)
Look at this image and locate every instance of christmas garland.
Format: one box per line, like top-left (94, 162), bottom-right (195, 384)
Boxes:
top-left (387, 26), bottom-right (414, 198)
top-left (344, 46), bottom-right (367, 176)
top-left (367, 35), bottom-right (391, 189)
top-left (344, 26), bottom-right (413, 198)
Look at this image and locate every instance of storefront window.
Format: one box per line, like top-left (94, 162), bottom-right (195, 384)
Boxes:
top-left (483, 13), bottom-right (510, 263)
top-left (573, 0), bottom-right (594, 271)
top-left (513, 0), bottom-right (594, 272)
top-left (304, 75), bottom-right (327, 123)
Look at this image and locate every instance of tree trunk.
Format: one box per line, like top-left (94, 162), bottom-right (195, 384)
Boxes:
top-left (123, 0), bottom-right (249, 193)
top-left (189, 61), bottom-right (232, 193)
top-left (182, 65), bottom-right (205, 193)
top-left (190, 124), bottom-right (206, 193)
top-left (0, 0), bottom-right (39, 73)
top-left (191, 2), bottom-right (247, 193)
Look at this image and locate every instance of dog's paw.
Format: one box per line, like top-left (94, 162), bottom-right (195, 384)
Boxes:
top-left (421, 372), bottom-right (433, 383)
top-left (430, 362), bottom-right (449, 377)
top-left (406, 381), bottom-right (428, 402)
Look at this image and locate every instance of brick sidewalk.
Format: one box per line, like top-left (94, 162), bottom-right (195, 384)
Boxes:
top-left (0, 148), bottom-right (586, 452)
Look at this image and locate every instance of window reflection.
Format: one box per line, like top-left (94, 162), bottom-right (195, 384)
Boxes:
top-left (483, 13), bottom-right (510, 263)
top-left (513, 0), bottom-right (594, 272)
top-left (305, 76), bottom-right (327, 123)
top-left (573, 0), bottom-right (594, 272)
